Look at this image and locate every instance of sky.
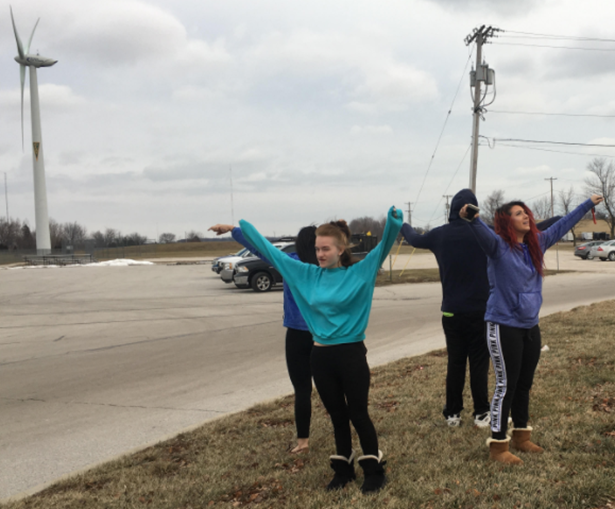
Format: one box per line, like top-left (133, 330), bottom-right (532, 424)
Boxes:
top-left (1, 0), bottom-right (614, 239)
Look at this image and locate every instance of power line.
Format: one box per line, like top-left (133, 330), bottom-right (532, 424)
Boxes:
top-left (492, 138), bottom-right (615, 148)
top-left (501, 30), bottom-right (615, 43)
top-left (425, 143), bottom-right (472, 226)
top-left (412, 50), bottom-right (474, 213)
top-left (493, 42), bottom-right (615, 52)
top-left (493, 142), bottom-right (615, 159)
top-left (488, 110), bottom-right (615, 119)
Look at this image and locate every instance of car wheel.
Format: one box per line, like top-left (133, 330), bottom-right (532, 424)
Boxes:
top-left (251, 272), bottom-right (273, 292)
top-left (609, 252), bottom-right (615, 261)
top-left (600, 257), bottom-right (608, 261)
top-left (587, 253), bottom-right (594, 260)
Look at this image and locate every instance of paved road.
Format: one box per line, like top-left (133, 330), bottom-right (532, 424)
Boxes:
top-left (1, 260), bottom-right (614, 500)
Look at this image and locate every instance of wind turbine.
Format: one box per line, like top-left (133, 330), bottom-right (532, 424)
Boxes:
top-left (10, 6), bottom-right (57, 255)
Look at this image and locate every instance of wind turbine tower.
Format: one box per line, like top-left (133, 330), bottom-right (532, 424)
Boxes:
top-left (10, 7), bottom-right (57, 254)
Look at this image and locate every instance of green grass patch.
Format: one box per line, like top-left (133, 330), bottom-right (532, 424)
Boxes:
top-left (3, 304), bottom-right (614, 509)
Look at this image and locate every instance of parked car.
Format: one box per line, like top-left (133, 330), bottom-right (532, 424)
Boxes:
top-left (220, 242), bottom-right (295, 285)
top-left (596, 240), bottom-right (615, 261)
top-left (211, 247), bottom-right (253, 273)
top-left (574, 241), bottom-right (606, 260)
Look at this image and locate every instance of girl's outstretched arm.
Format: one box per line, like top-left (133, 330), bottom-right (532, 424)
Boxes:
top-left (360, 206), bottom-right (403, 275)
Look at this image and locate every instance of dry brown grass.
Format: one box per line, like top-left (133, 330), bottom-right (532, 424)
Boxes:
top-left (376, 269), bottom-right (573, 286)
top-left (3, 302), bottom-right (614, 509)
top-left (94, 241), bottom-right (243, 261)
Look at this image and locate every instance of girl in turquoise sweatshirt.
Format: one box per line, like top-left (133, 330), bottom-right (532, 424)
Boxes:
top-left (240, 206), bottom-right (402, 494)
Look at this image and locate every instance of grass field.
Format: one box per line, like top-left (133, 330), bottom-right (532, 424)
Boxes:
top-left (3, 300), bottom-right (614, 509)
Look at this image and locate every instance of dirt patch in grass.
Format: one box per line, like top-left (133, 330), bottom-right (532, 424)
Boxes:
top-left (3, 302), bottom-right (615, 509)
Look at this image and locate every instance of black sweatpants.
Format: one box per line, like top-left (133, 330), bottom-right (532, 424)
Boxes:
top-left (310, 341), bottom-right (378, 458)
top-left (441, 312), bottom-right (490, 418)
top-left (285, 328), bottom-right (314, 439)
top-left (486, 322), bottom-right (541, 439)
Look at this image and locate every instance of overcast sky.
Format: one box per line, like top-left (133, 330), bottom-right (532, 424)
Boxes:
top-left (1, 0), bottom-right (614, 239)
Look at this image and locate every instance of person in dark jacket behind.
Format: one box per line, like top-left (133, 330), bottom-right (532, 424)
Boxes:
top-left (401, 189), bottom-right (491, 428)
top-left (401, 189), bottom-right (563, 429)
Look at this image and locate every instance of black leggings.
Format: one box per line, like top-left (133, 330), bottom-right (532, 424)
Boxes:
top-left (442, 312), bottom-right (490, 417)
top-left (285, 328), bottom-right (314, 439)
top-left (486, 322), bottom-right (541, 440)
top-left (310, 341), bottom-right (378, 458)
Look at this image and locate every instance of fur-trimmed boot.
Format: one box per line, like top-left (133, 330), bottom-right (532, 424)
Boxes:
top-left (326, 451), bottom-right (356, 491)
top-left (358, 450), bottom-right (387, 494)
top-left (511, 427), bottom-right (544, 453)
top-left (487, 437), bottom-right (523, 465)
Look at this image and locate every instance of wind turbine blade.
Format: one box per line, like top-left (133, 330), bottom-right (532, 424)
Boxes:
top-left (26, 18), bottom-right (40, 54)
top-left (20, 64), bottom-right (25, 151)
top-left (9, 6), bottom-right (25, 60)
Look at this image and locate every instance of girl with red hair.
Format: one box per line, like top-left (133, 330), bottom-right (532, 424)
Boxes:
top-left (461, 194), bottom-right (603, 465)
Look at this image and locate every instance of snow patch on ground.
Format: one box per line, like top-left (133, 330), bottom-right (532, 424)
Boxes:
top-left (6, 259), bottom-right (155, 270)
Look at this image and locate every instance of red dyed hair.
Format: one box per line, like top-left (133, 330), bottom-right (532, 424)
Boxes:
top-left (494, 201), bottom-right (544, 277)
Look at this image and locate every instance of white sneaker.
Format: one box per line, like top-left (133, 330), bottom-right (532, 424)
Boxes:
top-left (446, 414), bottom-right (461, 427)
top-left (474, 412), bottom-right (490, 428)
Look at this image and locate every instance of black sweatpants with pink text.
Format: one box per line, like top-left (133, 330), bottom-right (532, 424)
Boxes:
top-left (486, 322), bottom-right (541, 440)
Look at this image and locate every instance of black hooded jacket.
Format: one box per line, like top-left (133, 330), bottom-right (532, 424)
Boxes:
top-left (400, 189), bottom-right (562, 314)
top-left (401, 189), bottom-right (487, 314)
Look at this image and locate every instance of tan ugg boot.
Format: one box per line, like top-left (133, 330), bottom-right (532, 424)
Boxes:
top-left (511, 427), bottom-right (544, 453)
top-left (487, 437), bottom-right (523, 465)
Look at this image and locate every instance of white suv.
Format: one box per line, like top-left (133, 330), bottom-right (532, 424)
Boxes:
top-left (219, 242), bottom-right (294, 283)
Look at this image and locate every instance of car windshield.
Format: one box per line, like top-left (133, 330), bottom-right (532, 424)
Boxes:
top-left (236, 248), bottom-right (248, 256)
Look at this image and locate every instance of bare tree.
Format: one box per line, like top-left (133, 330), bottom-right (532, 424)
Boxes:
top-left (103, 228), bottom-right (119, 247)
top-left (0, 218), bottom-right (22, 248)
top-left (349, 216), bottom-right (386, 240)
top-left (91, 230), bottom-right (105, 248)
top-left (19, 223), bottom-right (36, 249)
top-left (123, 233), bottom-right (147, 246)
top-left (159, 232), bottom-right (176, 244)
top-left (531, 196), bottom-right (551, 221)
top-left (186, 230), bottom-right (203, 242)
top-left (63, 221), bottom-right (87, 246)
top-left (481, 189), bottom-right (506, 225)
top-left (48, 218), bottom-right (64, 249)
top-left (585, 158), bottom-right (615, 239)
top-left (558, 187), bottom-right (580, 245)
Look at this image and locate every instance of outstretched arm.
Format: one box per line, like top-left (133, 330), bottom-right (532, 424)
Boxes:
top-left (460, 204), bottom-right (503, 258)
top-left (239, 220), bottom-right (308, 282)
top-left (208, 223), bottom-right (270, 263)
top-left (540, 195), bottom-right (603, 251)
top-left (360, 206), bottom-right (404, 275)
top-left (400, 223), bottom-right (433, 249)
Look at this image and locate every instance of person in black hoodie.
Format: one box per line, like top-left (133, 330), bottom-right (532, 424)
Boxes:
top-left (401, 189), bottom-right (491, 427)
top-left (401, 189), bottom-right (560, 428)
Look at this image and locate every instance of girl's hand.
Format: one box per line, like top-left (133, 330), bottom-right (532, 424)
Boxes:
top-left (591, 195), bottom-right (604, 205)
top-left (208, 224), bottom-right (235, 236)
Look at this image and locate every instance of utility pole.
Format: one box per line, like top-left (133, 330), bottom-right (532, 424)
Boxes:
top-left (465, 25), bottom-right (500, 193)
top-left (3, 172), bottom-right (8, 220)
top-left (443, 194), bottom-right (453, 222)
top-left (545, 177), bottom-right (558, 217)
top-left (229, 166), bottom-right (235, 225)
top-left (404, 202), bottom-right (412, 226)
top-left (545, 177), bottom-right (559, 270)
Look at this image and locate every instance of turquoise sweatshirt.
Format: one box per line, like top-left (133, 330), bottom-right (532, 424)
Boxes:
top-left (239, 207), bottom-right (403, 345)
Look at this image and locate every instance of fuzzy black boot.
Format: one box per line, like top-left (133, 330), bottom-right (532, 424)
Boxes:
top-left (326, 451), bottom-right (356, 491)
top-left (358, 450), bottom-right (387, 494)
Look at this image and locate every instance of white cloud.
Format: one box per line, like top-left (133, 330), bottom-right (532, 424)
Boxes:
top-left (350, 125), bottom-right (394, 135)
